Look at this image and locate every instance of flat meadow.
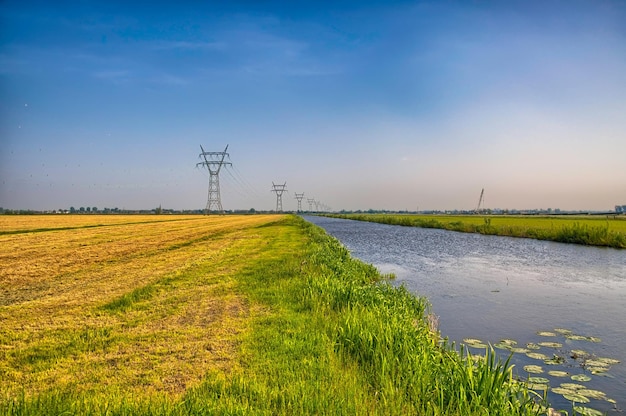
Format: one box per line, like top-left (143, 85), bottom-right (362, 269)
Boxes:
top-left (1, 214), bottom-right (547, 415)
top-left (328, 214), bottom-right (626, 248)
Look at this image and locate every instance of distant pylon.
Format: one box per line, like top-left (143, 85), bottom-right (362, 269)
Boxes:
top-left (307, 198), bottom-right (315, 212)
top-left (196, 145), bottom-right (231, 214)
top-left (271, 182), bottom-right (287, 212)
top-left (294, 193), bottom-right (305, 212)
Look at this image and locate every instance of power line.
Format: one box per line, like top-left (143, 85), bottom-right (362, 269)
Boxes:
top-left (227, 157), bottom-right (263, 198)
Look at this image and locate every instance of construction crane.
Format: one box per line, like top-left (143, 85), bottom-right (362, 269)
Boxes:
top-left (475, 188), bottom-right (485, 214)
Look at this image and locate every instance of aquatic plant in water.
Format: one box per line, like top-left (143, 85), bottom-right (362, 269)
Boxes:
top-left (467, 327), bottom-right (621, 415)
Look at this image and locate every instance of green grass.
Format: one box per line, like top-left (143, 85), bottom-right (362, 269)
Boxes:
top-left (327, 213), bottom-right (626, 248)
top-left (1, 215), bottom-right (547, 415)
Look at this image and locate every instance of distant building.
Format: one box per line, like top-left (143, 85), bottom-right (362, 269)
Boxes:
top-left (616, 205), bottom-right (626, 213)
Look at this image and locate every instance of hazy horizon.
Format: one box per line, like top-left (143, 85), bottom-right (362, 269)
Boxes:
top-left (2, 1), bottom-right (625, 212)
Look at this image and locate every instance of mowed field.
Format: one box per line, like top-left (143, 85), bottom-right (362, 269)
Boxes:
top-left (0, 214), bottom-right (286, 398)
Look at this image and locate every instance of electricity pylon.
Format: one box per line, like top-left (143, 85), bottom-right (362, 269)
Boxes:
top-left (271, 182), bottom-right (287, 212)
top-left (307, 198), bottom-right (315, 212)
top-left (294, 193), bottom-right (305, 212)
top-left (197, 145), bottom-right (231, 214)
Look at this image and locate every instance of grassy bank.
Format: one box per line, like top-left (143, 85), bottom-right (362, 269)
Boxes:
top-left (326, 214), bottom-right (626, 249)
top-left (1, 215), bottom-right (545, 415)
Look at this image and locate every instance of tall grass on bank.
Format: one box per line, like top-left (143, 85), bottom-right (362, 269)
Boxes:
top-left (2, 216), bottom-right (544, 415)
top-left (327, 214), bottom-right (626, 248)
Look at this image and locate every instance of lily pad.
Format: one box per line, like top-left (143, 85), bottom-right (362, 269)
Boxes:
top-left (578, 389), bottom-right (606, 399)
top-left (528, 376), bottom-right (550, 384)
top-left (528, 383), bottom-right (549, 391)
top-left (554, 328), bottom-right (573, 335)
top-left (563, 393), bottom-right (590, 403)
top-left (572, 406), bottom-right (604, 416)
top-left (524, 365), bottom-right (544, 374)
top-left (571, 374), bottom-right (592, 382)
top-left (466, 342), bottom-right (488, 349)
top-left (537, 331), bottom-right (557, 337)
top-left (526, 352), bottom-right (550, 360)
top-left (499, 338), bottom-right (517, 346)
top-left (588, 367), bottom-right (608, 375)
top-left (463, 338), bottom-right (487, 348)
top-left (544, 355), bottom-right (566, 365)
top-left (510, 347), bottom-right (530, 354)
top-left (561, 383), bottom-right (585, 390)
top-left (584, 360), bottom-right (609, 368)
top-left (595, 357), bottom-right (620, 365)
top-left (526, 342), bottom-right (541, 350)
top-left (552, 387), bottom-right (576, 395)
top-left (571, 349), bottom-right (590, 358)
top-left (538, 342), bottom-right (563, 348)
top-left (548, 371), bottom-right (569, 377)
top-left (494, 342), bottom-right (512, 350)
top-left (566, 334), bottom-right (588, 341)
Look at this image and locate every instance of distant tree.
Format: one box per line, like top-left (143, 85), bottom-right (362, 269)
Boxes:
top-left (248, 208), bottom-right (256, 214)
top-left (70, 206), bottom-right (76, 213)
top-left (92, 207), bottom-right (97, 213)
top-left (79, 207), bottom-right (85, 212)
top-left (155, 205), bottom-right (162, 215)
top-left (86, 207), bottom-right (91, 212)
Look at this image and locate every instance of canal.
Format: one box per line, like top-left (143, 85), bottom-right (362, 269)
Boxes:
top-left (305, 215), bottom-right (626, 414)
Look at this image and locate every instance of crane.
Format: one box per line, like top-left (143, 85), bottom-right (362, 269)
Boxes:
top-left (475, 188), bottom-right (485, 213)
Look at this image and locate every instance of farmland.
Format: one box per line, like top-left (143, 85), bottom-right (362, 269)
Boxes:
top-left (326, 214), bottom-right (626, 248)
top-left (1, 214), bottom-right (542, 415)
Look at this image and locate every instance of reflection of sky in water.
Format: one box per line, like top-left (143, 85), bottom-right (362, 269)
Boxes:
top-left (305, 216), bottom-right (626, 413)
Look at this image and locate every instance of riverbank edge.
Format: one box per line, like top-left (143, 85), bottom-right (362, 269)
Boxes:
top-left (323, 214), bottom-right (626, 249)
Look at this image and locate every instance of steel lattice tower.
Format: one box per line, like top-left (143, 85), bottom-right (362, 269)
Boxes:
top-left (197, 145), bottom-right (231, 214)
top-left (271, 182), bottom-right (287, 212)
top-left (307, 198), bottom-right (315, 212)
top-left (294, 193), bottom-right (305, 212)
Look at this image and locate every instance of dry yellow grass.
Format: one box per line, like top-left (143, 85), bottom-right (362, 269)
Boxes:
top-left (0, 214), bottom-right (284, 397)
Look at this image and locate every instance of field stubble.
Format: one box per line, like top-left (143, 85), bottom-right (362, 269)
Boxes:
top-left (0, 215), bottom-right (279, 397)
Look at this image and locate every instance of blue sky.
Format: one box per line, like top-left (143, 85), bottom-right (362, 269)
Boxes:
top-left (1, 0), bottom-right (625, 211)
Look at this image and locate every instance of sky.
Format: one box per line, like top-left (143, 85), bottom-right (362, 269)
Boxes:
top-left (1, 0), bottom-right (625, 212)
